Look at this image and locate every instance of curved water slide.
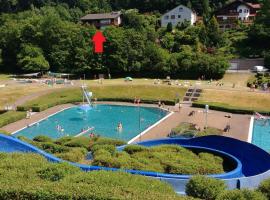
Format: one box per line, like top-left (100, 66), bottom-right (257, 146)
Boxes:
top-left (1, 134), bottom-right (270, 194)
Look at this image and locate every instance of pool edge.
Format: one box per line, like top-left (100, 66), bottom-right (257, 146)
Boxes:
top-left (248, 116), bottom-right (254, 143)
top-left (128, 111), bottom-right (174, 144)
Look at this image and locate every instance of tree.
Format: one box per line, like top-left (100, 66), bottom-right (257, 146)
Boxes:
top-left (166, 22), bottom-right (173, 32)
top-left (264, 51), bottom-right (270, 69)
top-left (206, 16), bottom-right (224, 47)
top-left (202, 0), bottom-right (211, 25)
top-left (17, 44), bottom-right (49, 72)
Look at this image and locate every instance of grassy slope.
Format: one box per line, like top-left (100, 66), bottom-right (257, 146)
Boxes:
top-left (199, 89), bottom-right (270, 112)
top-left (22, 85), bottom-right (186, 109)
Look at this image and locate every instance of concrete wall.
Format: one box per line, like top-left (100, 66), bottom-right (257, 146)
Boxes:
top-left (229, 58), bottom-right (264, 70)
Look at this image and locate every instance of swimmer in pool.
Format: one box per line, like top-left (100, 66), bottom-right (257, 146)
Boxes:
top-left (117, 122), bottom-right (123, 132)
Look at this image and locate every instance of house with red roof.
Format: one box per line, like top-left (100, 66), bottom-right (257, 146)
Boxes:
top-left (215, 0), bottom-right (261, 30)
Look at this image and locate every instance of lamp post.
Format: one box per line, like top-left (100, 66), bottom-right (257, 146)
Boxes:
top-left (205, 104), bottom-right (209, 129)
top-left (139, 103), bottom-right (141, 142)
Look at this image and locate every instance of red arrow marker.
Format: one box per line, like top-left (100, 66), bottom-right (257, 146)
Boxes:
top-left (92, 31), bottom-right (106, 53)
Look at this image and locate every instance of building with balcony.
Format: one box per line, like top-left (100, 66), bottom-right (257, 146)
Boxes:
top-left (81, 12), bottom-right (121, 29)
top-left (215, 0), bottom-right (261, 30)
top-left (161, 5), bottom-right (197, 27)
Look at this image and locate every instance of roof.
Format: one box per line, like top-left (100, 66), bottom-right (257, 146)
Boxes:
top-left (162, 5), bottom-right (196, 16)
top-left (81, 12), bottom-right (121, 21)
top-left (223, 0), bottom-right (261, 9)
top-left (246, 3), bottom-right (261, 9)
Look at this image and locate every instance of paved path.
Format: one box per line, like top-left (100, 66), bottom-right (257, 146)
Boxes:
top-left (134, 106), bottom-right (251, 143)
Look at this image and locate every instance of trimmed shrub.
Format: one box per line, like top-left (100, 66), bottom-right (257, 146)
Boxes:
top-left (55, 147), bottom-right (88, 162)
top-left (63, 137), bottom-right (89, 149)
top-left (0, 111), bottom-right (26, 128)
top-left (33, 135), bottom-right (53, 143)
top-left (54, 136), bottom-right (73, 145)
top-left (38, 163), bottom-right (80, 181)
top-left (92, 144), bottom-right (116, 156)
top-left (241, 189), bottom-right (267, 200)
top-left (193, 102), bottom-right (270, 115)
top-left (89, 137), bottom-right (126, 148)
top-left (186, 176), bottom-right (226, 200)
top-left (0, 153), bottom-right (183, 200)
top-left (258, 178), bottom-right (270, 199)
top-left (123, 145), bottom-right (148, 154)
top-left (216, 190), bottom-right (246, 200)
top-left (40, 142), bottom-right (69, 154)
top-left (0, 129), bottom-right (11, 135)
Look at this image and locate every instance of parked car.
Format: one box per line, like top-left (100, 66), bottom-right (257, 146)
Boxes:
top-left (253, 66), bottom-right (268, 72)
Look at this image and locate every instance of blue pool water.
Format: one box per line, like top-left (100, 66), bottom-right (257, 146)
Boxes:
top-left (14, 105), bottom-right (168, 141)
top-left (252, 119), bottom-right (270, 152)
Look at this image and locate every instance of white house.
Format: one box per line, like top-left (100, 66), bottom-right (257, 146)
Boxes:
top-left (161, 5), bottom-right (197, 27)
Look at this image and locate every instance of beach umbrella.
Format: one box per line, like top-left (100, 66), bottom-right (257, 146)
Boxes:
top-left (125, 77), bottom-right (133, 81)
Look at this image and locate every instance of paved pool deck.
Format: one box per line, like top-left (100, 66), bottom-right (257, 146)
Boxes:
top-left (1, 102), bottom-right (251, 142)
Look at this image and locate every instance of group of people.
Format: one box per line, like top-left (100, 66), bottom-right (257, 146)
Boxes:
top-left (56, 124), bottom-right (64, 132)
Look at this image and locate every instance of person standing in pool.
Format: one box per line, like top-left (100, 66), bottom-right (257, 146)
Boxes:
top-left (117, 122), bottom-right (123, 132)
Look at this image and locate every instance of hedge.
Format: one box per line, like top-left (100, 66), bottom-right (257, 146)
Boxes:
top-left (192, 101), bottom-right (270, 115)
top-left (0, 111), bottom-right (26, 128)
top-left (0, 153), bottom-right (185, 200)
top-left (186, 175), bottom-right (226, 200)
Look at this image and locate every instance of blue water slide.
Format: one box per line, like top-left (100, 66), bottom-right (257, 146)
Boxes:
top-left (1, 134), bottom-right (270, 194)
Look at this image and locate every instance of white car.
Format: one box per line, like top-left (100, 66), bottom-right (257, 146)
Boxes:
top-left (253, 66), bottom-right (268, 72)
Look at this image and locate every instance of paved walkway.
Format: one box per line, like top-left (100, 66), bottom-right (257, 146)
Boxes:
top-left (2, 102), bottom-right (251, 142)
top-left (133, 106), bottom-right (251, 142)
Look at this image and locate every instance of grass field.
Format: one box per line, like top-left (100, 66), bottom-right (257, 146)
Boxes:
top-left (21, 85), bottom-right (186, 111)
top-left (0, 84), bottom-right (49, 109)
top-left (200, 89), bottom-right (270, 112)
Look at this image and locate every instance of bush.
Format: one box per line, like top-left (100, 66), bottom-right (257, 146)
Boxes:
top-left (196, 127), bottom-right (223, 137)
top-left (124, 145), bottom-right (148, 154)
top-left (63, 137), bottom-right (89, 149)
top-left (33, 135), bottom-right (53, 143)
top-left (40, 142), bottom-right (69, 154)
top-left (92, 144), bottom-right (116, 155)
top-left (193, 102), bottom-right (270, 115)
top-left (54, 136), bottom-right (73, 145)
top-left (241, 189), bottom-right (267, 200)
top-left (38, 163), bottom-right (80, 181)
top-left (216, 190), bottom-right (245, 200)
top-left (89, 137), bottom-right (126, 149)
top-left (186, 176), bottom-right (226, 200)
top-left (258, 178), bottom-right (270, 199)
top-left (0, 153), bottom-right (182, 200)
top-left (0, 129), bottom-right (11, 135)
top-left (56, 147), bottom-right (88, 162)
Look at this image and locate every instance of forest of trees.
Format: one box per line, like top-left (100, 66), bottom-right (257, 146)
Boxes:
top-left (0, 0), bottom-right (269, 79)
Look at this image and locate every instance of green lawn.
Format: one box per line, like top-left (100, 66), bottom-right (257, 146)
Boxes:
top-left (20, 85), bottom-right (186, 111)
top-left (196, 89), bottom-right (270, 113)
top-left (0, 111), bottom-right (26, 128)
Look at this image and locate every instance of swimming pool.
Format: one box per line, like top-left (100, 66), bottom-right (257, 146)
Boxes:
top-left (14, 105), bottom-right (168, 141)
top-left (252, 119), bottom-right (270, 152)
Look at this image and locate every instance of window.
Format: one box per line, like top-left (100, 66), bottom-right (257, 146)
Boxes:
top-left (164, 15), bottom-right (169, 20)
top-left (178, 15), bottom-right (181, 18)
top-left (171, 15), bottom-right (175, 19)
top-left (179, 7), bottom-right (183, 12)
top-left (239, 9), bottom-right (242, 13)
